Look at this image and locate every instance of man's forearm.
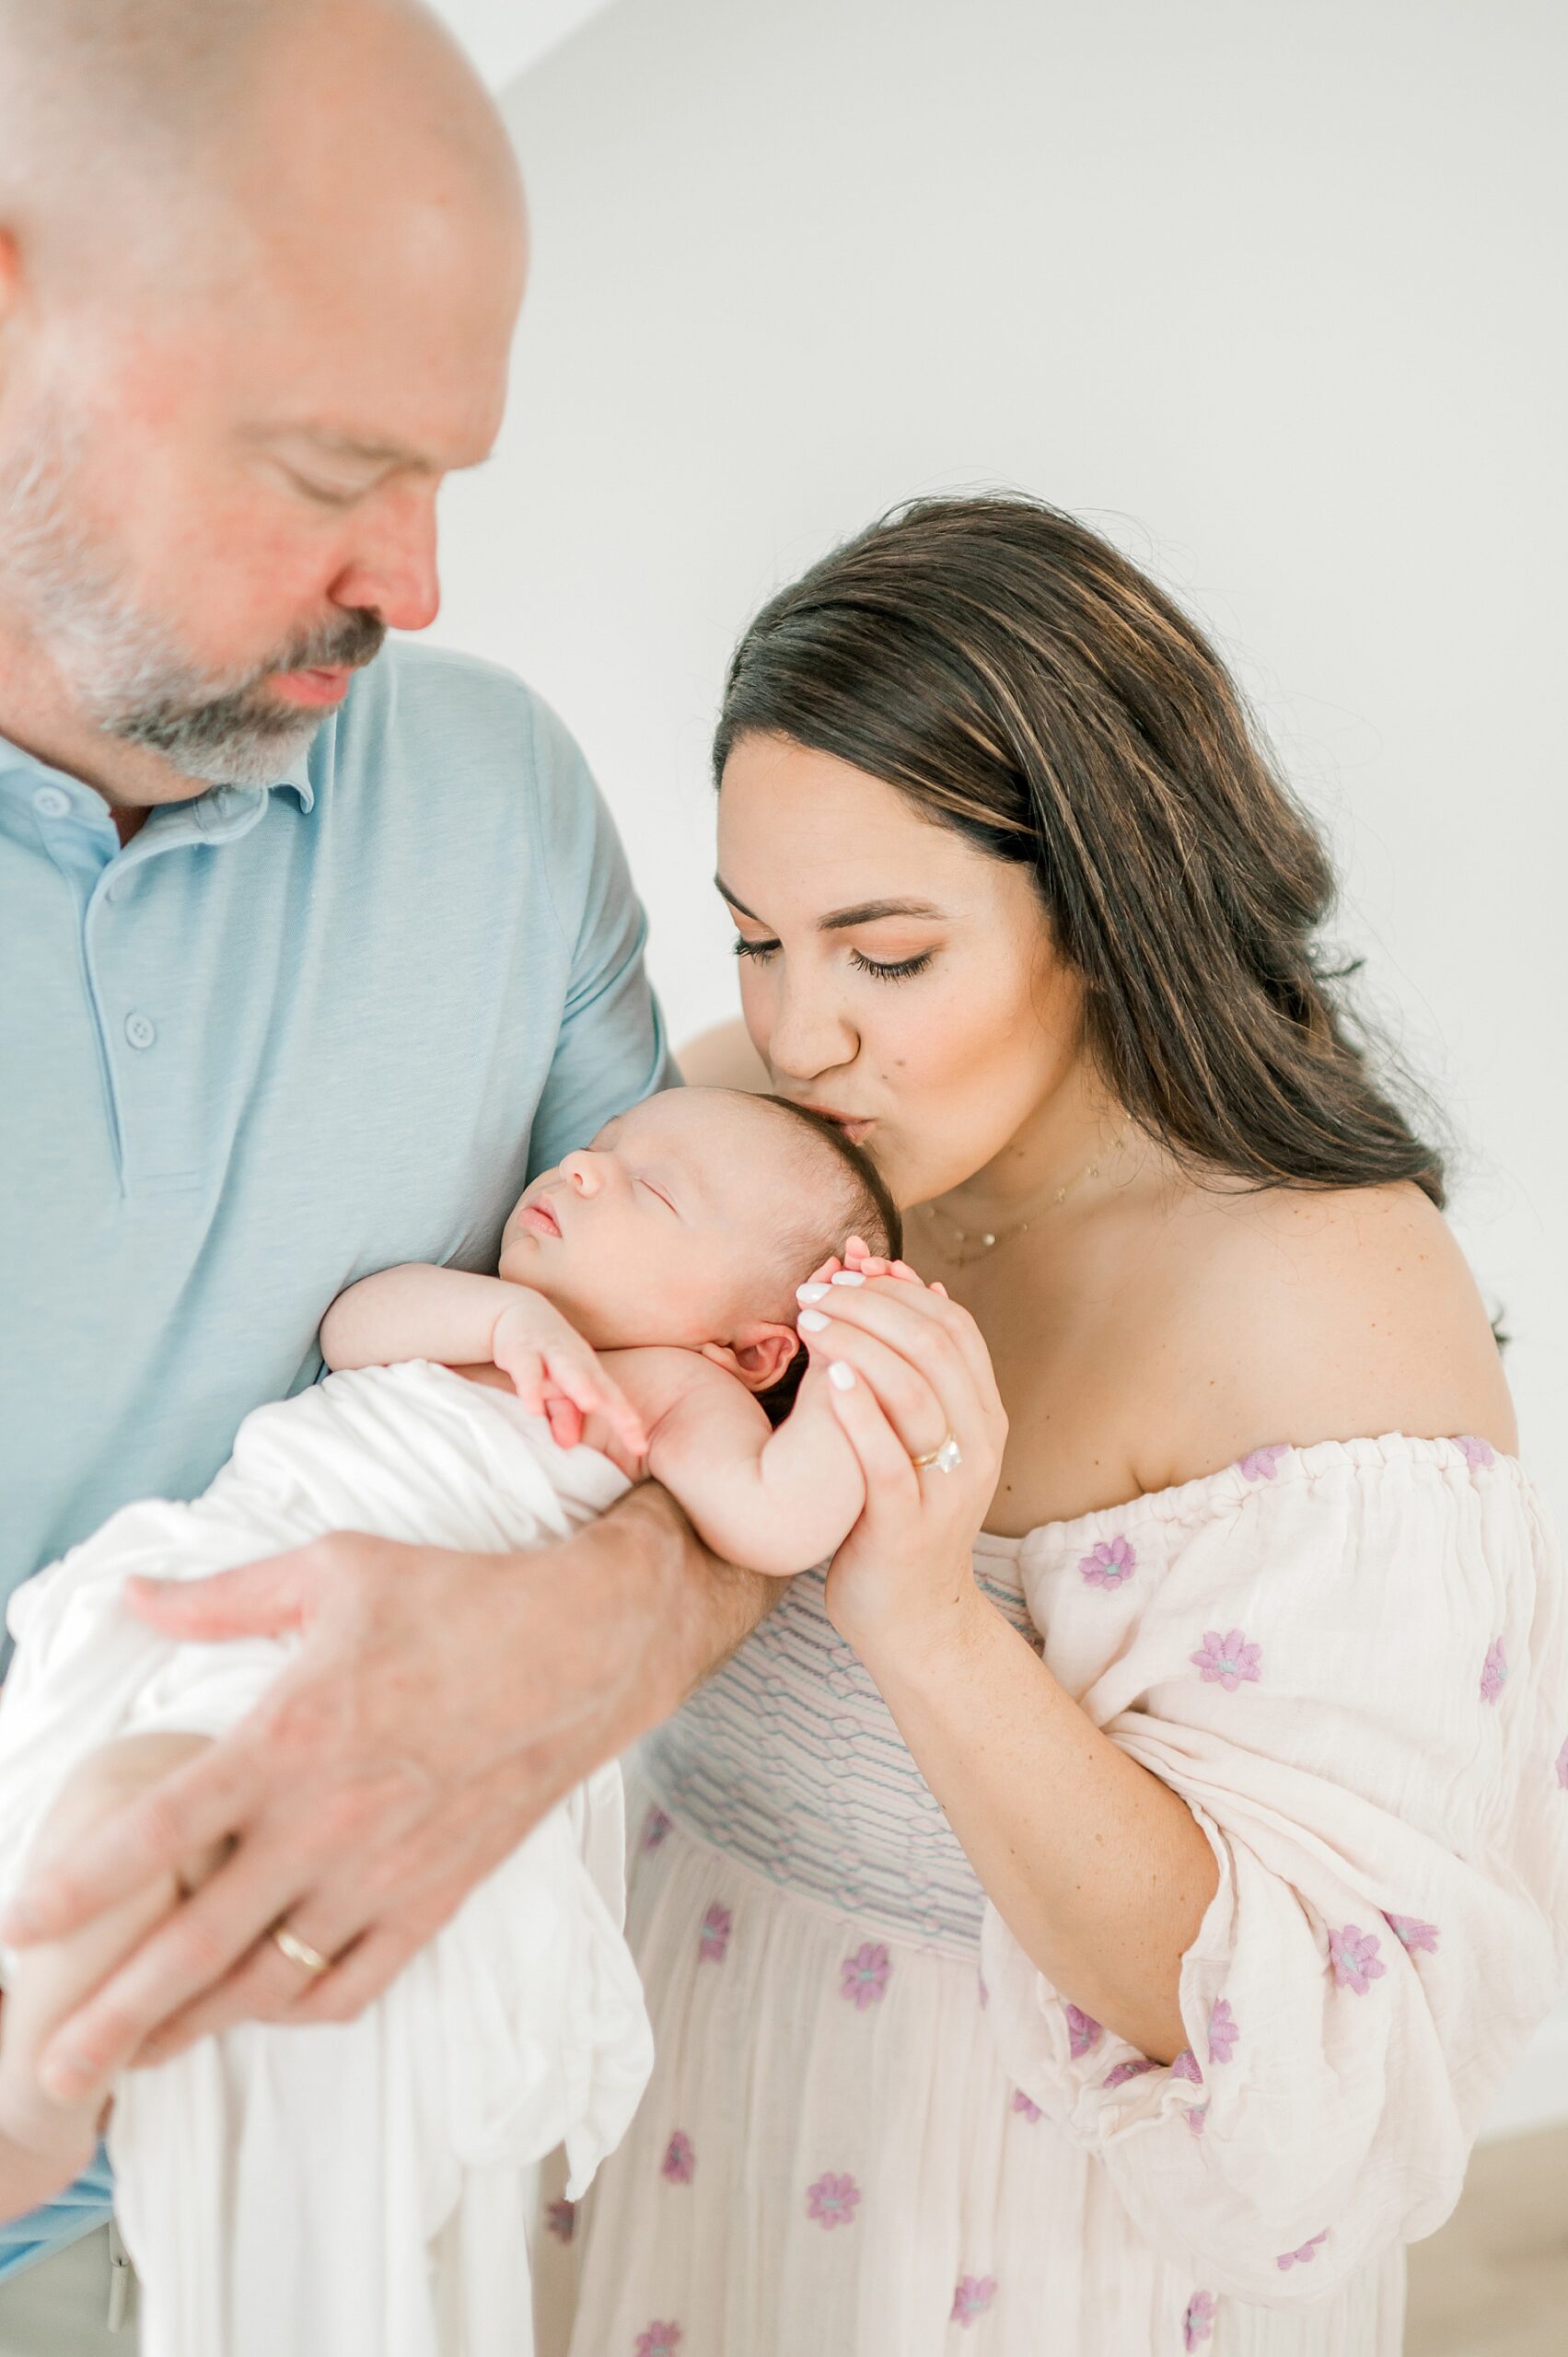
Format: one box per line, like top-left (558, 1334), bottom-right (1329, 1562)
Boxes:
top-left (536, 1480), bottom-right (779, 1758)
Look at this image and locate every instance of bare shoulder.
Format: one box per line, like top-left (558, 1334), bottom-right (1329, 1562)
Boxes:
top-left (674, 1017), bottom-right (771, 1093)
top-left (1127, 1178), bottom-right (1516, 1488)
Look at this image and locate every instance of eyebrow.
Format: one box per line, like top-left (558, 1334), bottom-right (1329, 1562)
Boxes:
top-left (715, 878), bottom-right (948, 930)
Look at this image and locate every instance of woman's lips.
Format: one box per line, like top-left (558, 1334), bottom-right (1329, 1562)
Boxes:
top-left (518, 1202), bottom-right (561, 1239)
top-left (800, 1105), bottom-right (876, 1146)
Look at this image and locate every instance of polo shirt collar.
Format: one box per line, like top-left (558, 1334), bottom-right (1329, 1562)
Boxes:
top-left (0, 727), bottom-right (318, 826)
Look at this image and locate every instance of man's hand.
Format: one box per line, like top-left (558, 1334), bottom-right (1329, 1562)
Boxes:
top-left (0, 1490), bottom-right (772, 2105)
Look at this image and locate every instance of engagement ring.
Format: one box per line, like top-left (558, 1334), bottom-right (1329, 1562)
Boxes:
top-left (910, 1432), bottom-right (963, 1474)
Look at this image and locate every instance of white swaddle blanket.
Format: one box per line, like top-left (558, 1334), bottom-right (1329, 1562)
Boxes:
top-left (0, 1360), bottom-right (655, 2357)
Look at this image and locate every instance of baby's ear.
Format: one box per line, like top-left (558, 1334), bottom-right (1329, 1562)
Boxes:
top-left (699, 1321), bottom-right (801, 1393)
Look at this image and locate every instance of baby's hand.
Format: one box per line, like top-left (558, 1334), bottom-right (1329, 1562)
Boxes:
top-left (492, 1294), bottom-right (647, 1457)
top-left (838, 1235), bottom-right (939, 1291)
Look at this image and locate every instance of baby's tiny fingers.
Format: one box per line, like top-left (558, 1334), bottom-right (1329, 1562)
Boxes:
top-left (507, 1355), bottom-right (549, 1414)
top-left (545, 1396), bottom-right (585, 1448)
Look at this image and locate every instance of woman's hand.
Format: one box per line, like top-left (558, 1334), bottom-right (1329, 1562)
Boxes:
top-left (796, 1239), bottom-right (1007, 1660)
top-left (492, 1292), bottom-right (646, 1457)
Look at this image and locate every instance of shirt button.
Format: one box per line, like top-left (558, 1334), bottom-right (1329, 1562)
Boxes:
top-left (32, 785), bottom-right (71, 819)
top-left (124, 1012), bottom-right (157, 1051)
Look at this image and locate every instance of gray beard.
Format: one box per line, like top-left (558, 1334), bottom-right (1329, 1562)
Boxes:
top-left (0, 420), bottom-right (384, 786)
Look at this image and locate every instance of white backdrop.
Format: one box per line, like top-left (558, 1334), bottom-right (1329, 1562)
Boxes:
top-left (427, 0), bottom-right (1568, 2132)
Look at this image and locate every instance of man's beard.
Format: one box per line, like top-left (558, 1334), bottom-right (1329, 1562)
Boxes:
top-left (0, 413), bottom-right (386, 786)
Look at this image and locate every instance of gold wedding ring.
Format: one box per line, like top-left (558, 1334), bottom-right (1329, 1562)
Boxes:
top-left (270, 1923), bottom-right (332, 1976)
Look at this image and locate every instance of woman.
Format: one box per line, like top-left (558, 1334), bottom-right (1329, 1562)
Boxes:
top-left (538, 496), bottom-right (1568, 2355)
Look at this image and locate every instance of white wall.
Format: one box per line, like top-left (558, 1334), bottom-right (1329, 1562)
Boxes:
top-left (426, 0), bottom-right (613, 87)
top-left (427, 0), bottom-right (1568, 2137)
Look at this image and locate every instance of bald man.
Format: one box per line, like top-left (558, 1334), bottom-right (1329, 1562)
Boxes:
top-left (0, 3), bottom-right (772, 2343)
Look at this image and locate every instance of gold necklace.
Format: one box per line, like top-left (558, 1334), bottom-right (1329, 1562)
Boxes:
top-left (916, 1127), bottom-right (1129, 1268)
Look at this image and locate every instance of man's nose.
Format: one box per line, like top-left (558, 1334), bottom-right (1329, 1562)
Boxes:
top-left (328, 483), bottom-right (442, 635)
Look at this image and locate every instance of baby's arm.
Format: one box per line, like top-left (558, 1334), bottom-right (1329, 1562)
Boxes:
top-left (322, 1264), bottom-right (528, 1376)
top-left (639, 1352), bottom-right (866, 1577)
top-left (0, 1732), bottom-right (224, 2223)
top-left (322, 1268), bottom-right (645, 1454)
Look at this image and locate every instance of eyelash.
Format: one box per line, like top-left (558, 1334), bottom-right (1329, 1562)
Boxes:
top-left (732, 939), bottom-right (934, 983)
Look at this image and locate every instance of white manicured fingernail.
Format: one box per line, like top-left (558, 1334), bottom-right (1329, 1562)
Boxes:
top-left (796, 1283), bottom-right (829, 1302)
top-left (830, 1271), bottom-right (865, 1285)
top-left (798, 1309), bottom-right (829, 1332)
top-left (828, 1361), bottom-right (855, 1389)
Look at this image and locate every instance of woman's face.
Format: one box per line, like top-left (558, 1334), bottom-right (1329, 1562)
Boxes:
top-left (716, 732), bottom-right (1085, 1208)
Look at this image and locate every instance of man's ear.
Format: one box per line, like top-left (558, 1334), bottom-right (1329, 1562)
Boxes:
top-left (699, 1320), bottom-right (801, 1394)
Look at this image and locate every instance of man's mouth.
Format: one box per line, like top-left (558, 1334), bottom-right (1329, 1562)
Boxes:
top-left (270, 666), bottom-right (354, 708)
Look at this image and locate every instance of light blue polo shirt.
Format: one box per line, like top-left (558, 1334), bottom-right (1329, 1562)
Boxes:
top-left (0, 638), bottom-right (673, 2276)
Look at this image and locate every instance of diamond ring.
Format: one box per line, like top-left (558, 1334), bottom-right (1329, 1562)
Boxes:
top-left (909, 1431), bottom-right (963, 1474)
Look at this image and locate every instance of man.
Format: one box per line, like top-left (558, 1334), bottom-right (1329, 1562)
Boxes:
top-left (0, 2), bottom-right (772, 2342)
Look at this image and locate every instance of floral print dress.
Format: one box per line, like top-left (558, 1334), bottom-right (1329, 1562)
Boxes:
top-left (533, 1436), bottom-right (1568, 2356)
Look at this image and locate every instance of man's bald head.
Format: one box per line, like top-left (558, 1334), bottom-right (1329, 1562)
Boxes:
top-left (0, 0), bottom-right (521, 298)
top-left (0, 0), bottom-right (527, 799)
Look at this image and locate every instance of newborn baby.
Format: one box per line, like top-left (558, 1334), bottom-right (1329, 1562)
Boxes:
top-left (0, 1086), bottom-right (900, 2357)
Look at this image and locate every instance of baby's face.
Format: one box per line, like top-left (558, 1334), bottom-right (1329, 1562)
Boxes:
top-left (498, 1088), bottom-right (827, 1353)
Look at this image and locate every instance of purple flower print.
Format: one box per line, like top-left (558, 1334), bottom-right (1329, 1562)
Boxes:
top-left (1103, 2057), bottom-right (1158, 2088)
top-left (1385, 1911), bottom-right (1439, 1956)
top-left (1079, 1536), bottom-right (1136, 1592)
top-left (698, 1902), bottom-right (731, 1962)
top-left (1238, 1445), bottom-right (1288, 1482)
top-left (634, 2326), bottom-right (681, 2357)
top-left (806, 2171), bottom-right (861, 2230)
top-left (545, 2199), bottom-right (575, 2242)
top-left (1329, 1923), bottom-right (1387, 1994)
top-left (1184, 2102), bottom-right (1209, 2139)
top-left (1191, 1628), bottom-right (1261, 1691)
top-left (840, 1942), bottom-right (891, 2010)
top-left (1276, 2228), bottom-right (1330, 2272)
top-left (951, 2275), bottom-right (997, 2328)
top-left (643, 1806), bottom-right (672, 1852)
top-left (661, 2131), bottom-right (694, 2185)
top-left (1453, 1434), bottom-right (1496, 1471)
top-left (1481, 1641), bottom-right (1508, 1704)
top-left (1556, 1736), bottom-right (1568, 1791)
top-left (1011, 2089), bottom-right (1041, 2123)
top-left (1171, 2047), bottom-right (1203, 2084)
top-left (1183, 2290), bottom-right (1216, 2350)
top-left (1064, 2003), bottom-right (1103, 2060)
top-left (1206, 1998), bottom-right (1237, 2066)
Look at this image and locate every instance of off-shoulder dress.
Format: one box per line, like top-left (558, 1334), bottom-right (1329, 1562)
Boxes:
top-left (537, 1435), bottom-right (1568, 2357)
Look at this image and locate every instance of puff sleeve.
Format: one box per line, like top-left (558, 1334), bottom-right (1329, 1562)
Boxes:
top-left (980, 1438), bottom-right (1568, 2309)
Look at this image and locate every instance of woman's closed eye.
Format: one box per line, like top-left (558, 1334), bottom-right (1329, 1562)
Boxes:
top-left (731, 936), bottom-right (935, 982)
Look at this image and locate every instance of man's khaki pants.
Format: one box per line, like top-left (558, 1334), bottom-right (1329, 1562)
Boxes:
top-left (0, 2226), bottom-right (138, 2351)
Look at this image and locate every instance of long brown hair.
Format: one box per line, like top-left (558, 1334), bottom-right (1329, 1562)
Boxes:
top-left (714, 494), bottom-right (1446, 1206)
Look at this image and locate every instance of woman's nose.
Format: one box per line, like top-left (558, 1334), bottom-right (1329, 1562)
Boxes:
top-left (766, 984), bottom-right (857, 1082)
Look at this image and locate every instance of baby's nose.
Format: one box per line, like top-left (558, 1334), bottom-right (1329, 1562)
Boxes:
top-left (562, 1149), bottom-right (606, 1196)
